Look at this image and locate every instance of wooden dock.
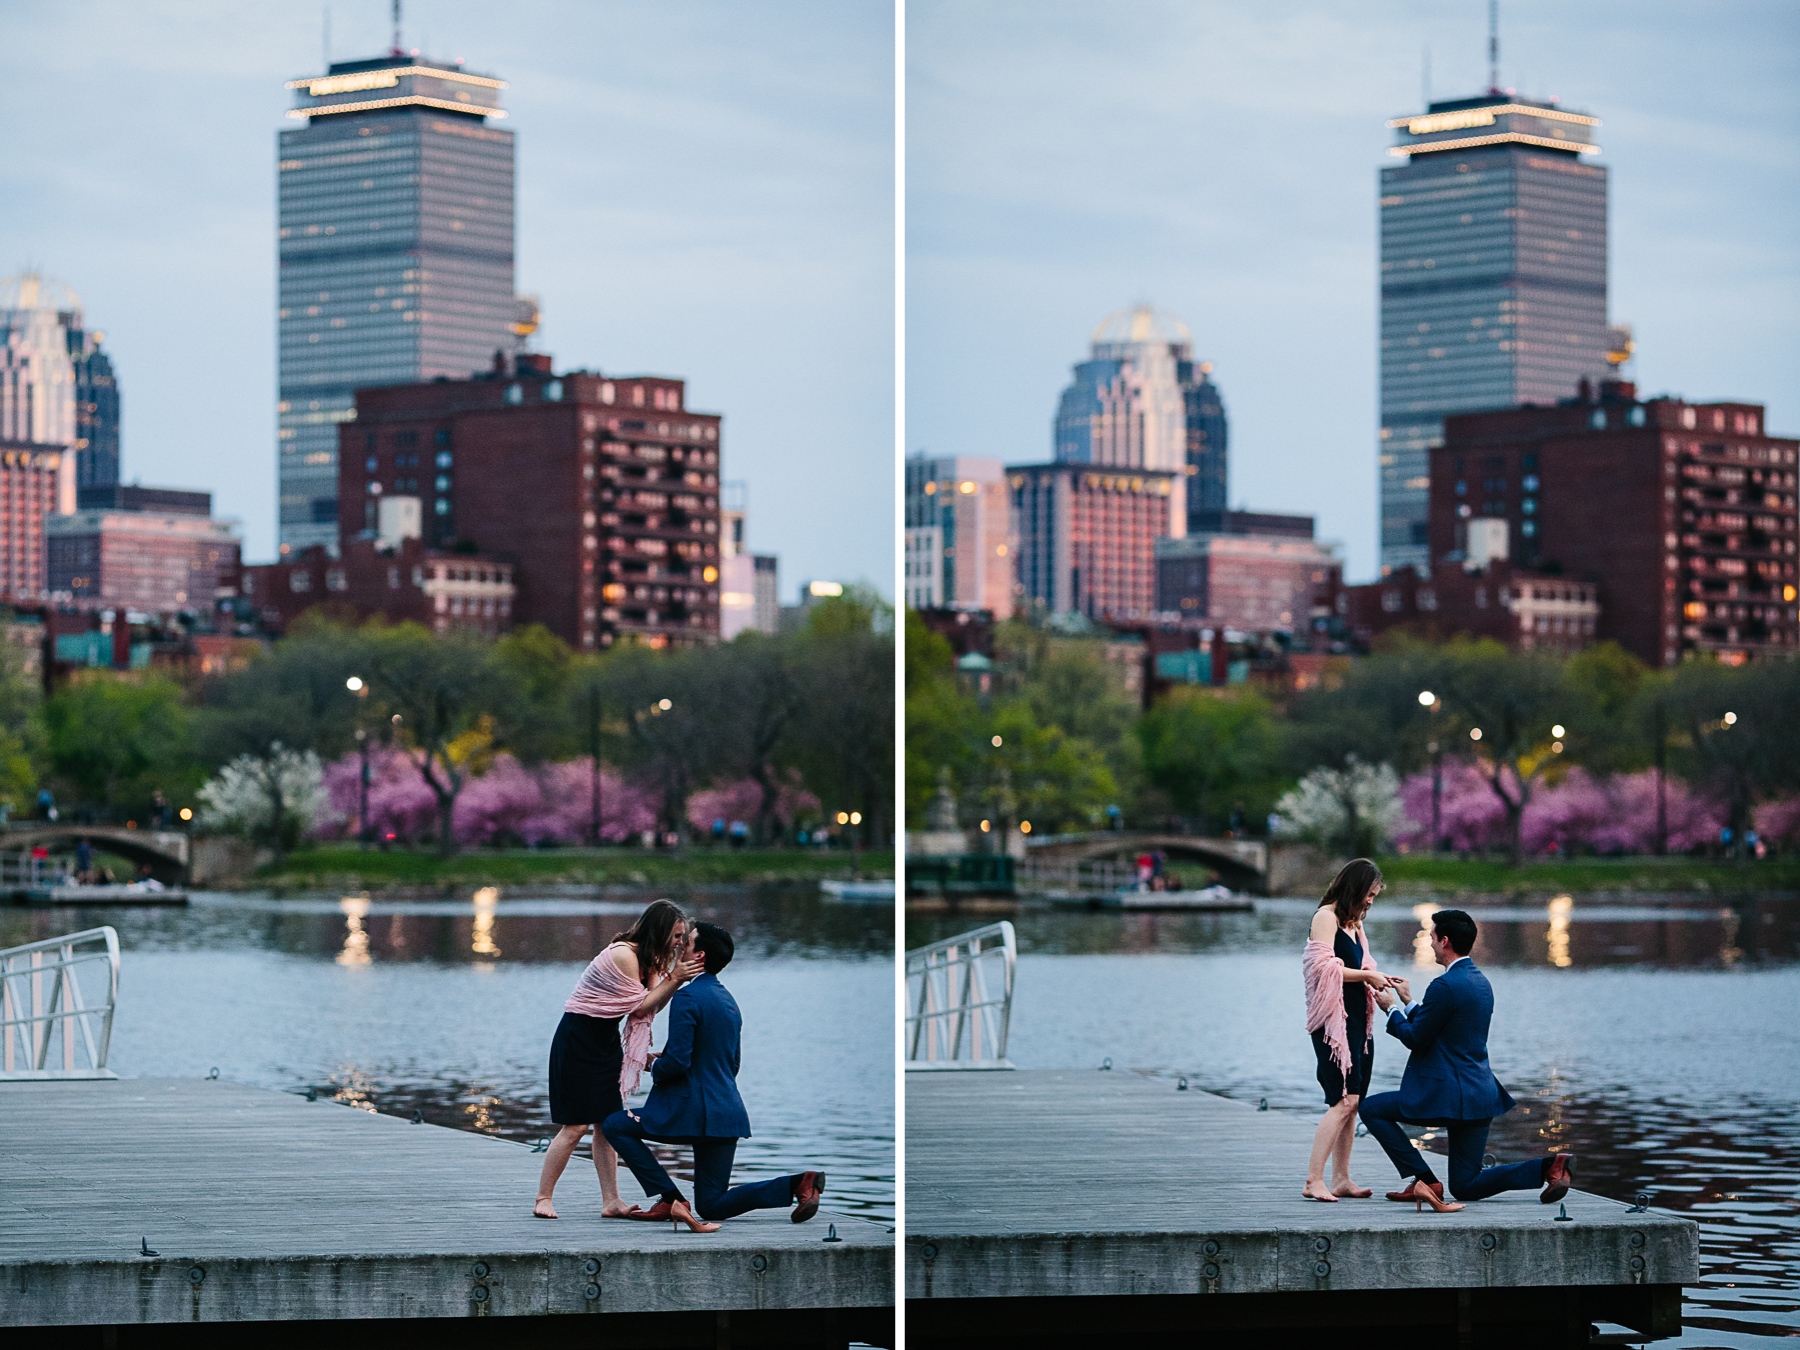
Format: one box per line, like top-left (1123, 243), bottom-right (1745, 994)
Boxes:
top-left (906, 1069), bottom-right (1697, 1348)
top-left (1, 1078), bottom-right (891, 1347)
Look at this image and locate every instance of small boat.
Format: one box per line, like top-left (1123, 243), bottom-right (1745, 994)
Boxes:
top-left (820, 878), bottom-right (895, 903)
top-left (1095, 884), bottom-right (1253, 913)
top-left (13, 883), bottom-right (190, 906)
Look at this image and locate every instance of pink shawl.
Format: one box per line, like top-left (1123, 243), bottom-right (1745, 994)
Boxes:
top-left (1303, 934), bottom-right (1377, 1080)
top-left (565, 945), bottom-right (655, 1098)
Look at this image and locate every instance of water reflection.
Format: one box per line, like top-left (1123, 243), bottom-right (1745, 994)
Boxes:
top-left (336, 895), bottom-right (372, 967)
top-left (907, 893), bottom-right (1800, 969)
top-left (1547, 894), bottom-right (1572, 968)
top-left (471, 886), bottom-right (500, 962)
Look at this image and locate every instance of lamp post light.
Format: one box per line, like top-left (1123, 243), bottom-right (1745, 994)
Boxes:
top-left (1419, 691), bottom-right (1442, 852)
top-left (347, 676), bottom-right (371, 846)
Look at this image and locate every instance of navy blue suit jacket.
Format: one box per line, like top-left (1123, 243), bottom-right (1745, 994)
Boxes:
top-left (634, 973), bottom-right (753, 1140)
top-left (1385, 958), bottom-right (1516, 1122)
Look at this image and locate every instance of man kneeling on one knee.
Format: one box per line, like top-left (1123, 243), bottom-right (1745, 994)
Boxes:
top-left (602, 922), bottom-right (824, 1230)
top-left (1358, 908), bottom-right (1575, 1211)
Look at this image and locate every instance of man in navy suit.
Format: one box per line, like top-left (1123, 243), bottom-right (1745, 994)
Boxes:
top-left (602, 923), bottom-right (825, 1224)
top-left (1358, 909), bottom-right (1575, 1206)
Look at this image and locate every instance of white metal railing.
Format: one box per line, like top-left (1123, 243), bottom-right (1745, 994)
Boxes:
top-left (905, 921), bottom-right (1016, 1070)
top-left (0, 927), bottom-right (121, 1080)
top-left (0, 853), bottom-right (76, 889)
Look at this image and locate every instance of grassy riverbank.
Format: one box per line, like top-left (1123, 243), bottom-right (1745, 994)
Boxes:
top-left (253, 846), bottom-right (894, 893)
top-left (1370, 853), bottom-right (1800, 897)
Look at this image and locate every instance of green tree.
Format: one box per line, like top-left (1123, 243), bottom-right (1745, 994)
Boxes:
top-left (903, 610), bottom-right (977, 825)
top-left (490, 624), bottom-right (577, 764)
top-left (1663, 657), bottom-right (1800, 858)
top-left (1136, 689), bottom-right (1283, 834)
top-left (1562, 641), bottom-right (1653, 775)
top-left (975, 700), bottom-right (1117, 835)
top-left (791, 624), bottom-right (896, 858)
top-left (44, 675), bottom-right (199, 817)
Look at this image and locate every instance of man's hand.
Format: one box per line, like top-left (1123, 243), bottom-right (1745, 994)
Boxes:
top-left (1376, 988), bottom-right (1397, 1011)
top-left (1392, 977), bottom-right (1412, 1004)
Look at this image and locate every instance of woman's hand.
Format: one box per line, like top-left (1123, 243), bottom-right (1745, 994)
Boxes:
top-left (675, 952), bottom-right (705, 984)
top-left (1363, 971), bottom-right (1393, 993)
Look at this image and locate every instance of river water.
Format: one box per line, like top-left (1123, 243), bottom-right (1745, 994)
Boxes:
top-left (4, 885), bottom-right (894, 1225)
top-left (909, 894), bottom-right (1800, 1347)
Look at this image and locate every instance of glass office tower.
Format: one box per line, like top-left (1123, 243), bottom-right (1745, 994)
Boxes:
top-left (277, 57), bottom-right (517, 555)
top-left (1379, 95), bottom-right (1611, 574)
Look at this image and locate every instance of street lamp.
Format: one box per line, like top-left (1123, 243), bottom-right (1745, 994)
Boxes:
top-left (347, 676), bottom-right (371, 845)
top-left (1420, 691), bottom-right (1442, 852)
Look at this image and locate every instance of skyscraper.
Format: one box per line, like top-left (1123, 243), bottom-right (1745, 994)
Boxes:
top-left (1378, 94), bottom-right (1612, 574)
top-left (277, 54), bottom-right (520, 555)
top-left (1053, 306), bottom-right (1192, 531)
top-left (68, 324), bottom-right (120, 491)
top-left (0, 271), bottom-right (83, 516)
top-left (1181, 359), bottom-right (1228, 522)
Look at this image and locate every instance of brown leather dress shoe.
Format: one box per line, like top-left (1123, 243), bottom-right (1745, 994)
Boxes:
top-left (1540, 1153), bottom-right (1576, 1204)
top-left (626, 1200), bottom-right (674, 1222)
top-left (1387, 1180), bottom-right (1443, 1202)
top-left (792, 1171), bottom-right (826, 1223)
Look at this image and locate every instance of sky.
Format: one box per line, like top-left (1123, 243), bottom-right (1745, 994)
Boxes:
top-left (0, 0), bottom-right (894, 595)
top-left (906, 0), bottom-right (1800, 583)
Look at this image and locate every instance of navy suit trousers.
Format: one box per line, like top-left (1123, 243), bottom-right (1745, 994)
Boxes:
top-left (602, 1111), bottom-right (795, 1221)
top-left (1358, 1091), bottom-right (1546, 1201)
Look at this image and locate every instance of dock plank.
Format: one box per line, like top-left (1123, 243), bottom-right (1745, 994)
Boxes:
top-left (0, 1078), bottom-right (890, 1329)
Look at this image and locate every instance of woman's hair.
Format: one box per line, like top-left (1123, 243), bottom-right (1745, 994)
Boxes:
top-left (1319, 858), bottom-right (1383, 926)
top-left (614, 899), bottom-right (687, 978)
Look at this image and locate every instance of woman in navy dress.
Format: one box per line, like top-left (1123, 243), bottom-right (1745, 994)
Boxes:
top-left (1301, 858), bottom-right (1395, 1202)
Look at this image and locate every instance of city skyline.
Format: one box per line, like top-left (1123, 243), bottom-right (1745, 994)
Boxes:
top-left (0, 0), bottom-right (894, 594)
top-left (908, 0), bottom-right (1800, 583)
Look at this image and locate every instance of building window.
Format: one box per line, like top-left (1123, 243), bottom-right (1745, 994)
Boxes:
top-left (1522, 498), bottom-right (1536, 515)
top-left (545, 380), bottom-right (563, 401)
top-left (600, 382), bottom-right (615, 404)
top-left (1521, 520), bottom-right (1538, 537)
top-left (434, 428), bottom-right (451, 447)
top-left (434, 498), bottom-right (450, 516)
top-left (289, 570), bottom-right (311, 593)
top-left (1454, 480), bottom-right (1466, 495)
top-left (504, 383), bottom-right (522, 405)
top-left (435, 475), bottom-right (450, 492)
top-left (436, 450), bottom-right (452, 468)
top-left (365, 456), bottom-right (378, 472)
top-left (1382, 590), bottom-right (1403, 613)
top-left (1522, 474), bottom-right (1539, 491)
top-left (1628, 406), bottom-right (1647, 427)
top-left (326, 569), bottom-right (347, 592)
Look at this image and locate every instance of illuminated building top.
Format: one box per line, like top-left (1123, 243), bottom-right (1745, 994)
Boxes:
top-left (286, 56), bottom-right (506, 121)
top-left (1387, 94), bottom-right (1598, 159)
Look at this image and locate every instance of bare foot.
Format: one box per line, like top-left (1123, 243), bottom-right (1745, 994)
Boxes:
top-left (1331, 1182), bottom-right (1374, 1198)
top-left (533, 1198), bottom-right (557, 1219)
top-left (601, 1202), bottom-right (645, 1218)
top-left (1301, 1180), bottom-right (1339, 1202)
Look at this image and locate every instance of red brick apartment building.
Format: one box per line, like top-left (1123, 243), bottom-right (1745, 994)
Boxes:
top-left (1008, 464), bottom-right (1175, 621)
top-left (1437, 383), bottom-right (1798, 666)
top-left (340, 354), bottom-right (723, 650)
top-left (0, 441), bottom-right (64, 601)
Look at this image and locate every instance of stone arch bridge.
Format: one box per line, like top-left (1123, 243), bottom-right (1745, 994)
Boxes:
top-left (2, 826), bottom-right (189, 884)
